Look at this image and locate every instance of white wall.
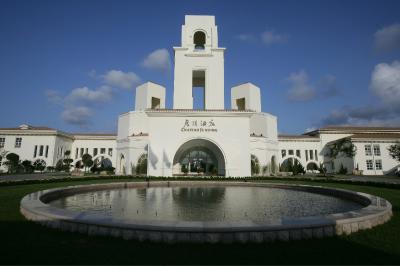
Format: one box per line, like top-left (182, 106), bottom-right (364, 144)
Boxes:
top-left (135, 82), bottom-right (166, 111)
top-left (231, 83), bottom-right (261, 112)
top-left (0, 132), bottom-right (73, 171)
top-left (146, 112), bottom-right (252, 177)
top-left (353, 141), bottom-right (399, 175)
top-left (278, 138), bottom-right (321, 171)
top-left (71, 137), bottom-right (117, 167)
top-left (173, 15), bottom-right (225, 110)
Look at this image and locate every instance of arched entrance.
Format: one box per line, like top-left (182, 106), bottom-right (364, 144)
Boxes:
top-left (173, 139), bottom-right (225, 176)
top-left (119, 154), bottom-right (126, 175)
top-left (280, 157), bottom-right (305, 175)
top-left (306, 162), bottom-right (319, 171)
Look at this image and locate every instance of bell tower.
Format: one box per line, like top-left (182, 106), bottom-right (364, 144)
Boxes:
top-left (173, 15), bottom-right (225, 110)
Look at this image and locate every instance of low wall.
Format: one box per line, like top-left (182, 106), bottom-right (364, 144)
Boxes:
top-left (20, 181), bottom-right (392, 243)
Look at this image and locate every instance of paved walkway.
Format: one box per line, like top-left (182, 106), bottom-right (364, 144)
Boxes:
top-left (1, 173), bottom-right (400, 184)
top-left (0, 173), bottom-right (73, 182)
top-left (274, 175), bottom-right (400, 184)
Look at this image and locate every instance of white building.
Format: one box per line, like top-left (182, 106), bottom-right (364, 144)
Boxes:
top-left (1, 15), bottom-right (399, 176)
top-left (0, 124), bottom-right (116, 172)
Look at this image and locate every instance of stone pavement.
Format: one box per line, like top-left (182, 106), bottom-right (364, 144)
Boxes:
top-left (0, 173), bottom-right (73, 182)
top-left (1, 172), bottom-right (400, 184)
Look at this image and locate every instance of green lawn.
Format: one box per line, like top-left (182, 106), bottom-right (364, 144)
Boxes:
top-left (0, 178), bottom-right (399, 265)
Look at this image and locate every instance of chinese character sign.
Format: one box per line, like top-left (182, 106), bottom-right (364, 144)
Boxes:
top-left (181, 119), bottom-right (218, 132)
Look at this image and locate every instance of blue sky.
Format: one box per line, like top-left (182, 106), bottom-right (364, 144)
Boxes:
top-left (1, 0), bottom-right (400, 134)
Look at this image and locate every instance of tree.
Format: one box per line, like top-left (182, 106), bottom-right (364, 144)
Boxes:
top-left (326, 138), bottom-right (357, 171)
top-left (21, 160), bottom-right (34, 173)
top-left (81, 153), bottom-right (93, 172)
top-left (318, 163), bottom-right (327, 176)
top-left (337, 163), bottom-right (348, 175)
top-left (292, 160), bottom-right (305, 175)
top-left (64, 150), bottom-right (71, 158)
top-left (4, 153), bottom-right (20, 173)
top-left (388, 143), bottom-right (400, 162)
top-left (33, 159), bottom-right (46, 172)
top-left (63, 158), bottom-right (73, 172)
top-left (55, 159), bottom-right (64, 171)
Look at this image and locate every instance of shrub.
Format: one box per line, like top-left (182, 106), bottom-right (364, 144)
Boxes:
top-left (33, 159), bottom-right (46, 172)
top-left (181, 164), bottom-right (188, 174)
top-left (4, 153), bottom-right (20, 173)
top-left (21, 160), bottom-right (34, 173)
top-left (337, 163), bottom-right (348, 175)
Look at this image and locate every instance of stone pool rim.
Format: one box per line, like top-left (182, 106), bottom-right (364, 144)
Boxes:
top-left (20, 181), bottom-right (393, 243)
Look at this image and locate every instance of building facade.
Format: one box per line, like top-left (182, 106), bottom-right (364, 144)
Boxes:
top-left (1, 15), bottom-right (399, 176)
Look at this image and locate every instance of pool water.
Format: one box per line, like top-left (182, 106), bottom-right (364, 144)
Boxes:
top-left (49, 186), bottom-right (363, 222)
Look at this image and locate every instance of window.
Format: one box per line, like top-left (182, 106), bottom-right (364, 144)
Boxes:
top-left (192, 70), bottom-right (205, 110)
top-left (45, 146), bottom-right (49, 158)
top-left (33, 145), bottom-right (37, 158)
top-left (15, 137), bottom-right (22, 148)
top-left (281, 150), bottom-right (286, 158)
top-left (0, 138), bottom-right (5, 148)
top-left (366, 160), bottom-right (373, 170)
top-left (80, 148), bottom-right (84, 157)
top-left (100, 148), bottom-right (106, 154)
top-left (85, 148), bottom-right (88, 154)
top-left (288, 150), bottom-right (294, 155)
top-left (236, 98), bottom-right (246, 111)
top-left (305, 150), bottom-right (309, 161)
top-left (39, 145), bottom-right (44, 156)
top-left (315, 150), bottom-right (318, 161)
top-left (93, 148), bottom-right (98, 156)
top-left (75, 148), bottom-right (78, 159)
top-left (296, 150), bottom-right (301, 158)
top-left (365, 145), bottom-right (372, 156)
top-left (375, 159), bottom-right (382, 170)
top-left (151, 97), bottom-right (161, 109)
top-left (193, 31), bottom-right (206, 50)
top-left (108, 148), bottom-right (113, 156)
top-left (373, 145), bottom-right (381, 156)
top-left (309, 150), bottom-right (314, 160)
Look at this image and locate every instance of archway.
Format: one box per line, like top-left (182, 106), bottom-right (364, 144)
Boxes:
top-left (93, 155), bottom-right (113, 168)
top-left (194, 31), bottom-right (206, 49)
top-left (251, 154), bottom-right (260, 176)
top-left (306, 162), bottom-right (319, 171)
top-left (280, 157), bottom-right (305, 174)
top-left (136, 154), bottom-right (148, 175)
top-left (173, 139), bottom-right (225, 176)
top-left (119, 154), bottom-right (126, 175)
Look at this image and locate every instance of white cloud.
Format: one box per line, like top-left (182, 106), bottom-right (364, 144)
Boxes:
top-left (374, 23), bottom-right (400, 53)
top-left (61, 106), bottom-right (92, 126)
top-left (235, 34), bottom-right (256, 42)
top-left (47, 69), bottom-right (140, 128)
top-left (142, 49), bottom-right (171, 72)
top-left (318, 60), bottom-right (400, 127)
top-left (66, 85), bottom-right (113, 104)
top-left (370, 60), bottom-right (400, 107)
top-left (261, 30), bottom-right (289, 45)
top-left (102, 70), bottom-right (140, 89)
top-left (46, 85), bottom-right (115, 127)
top-left (287, 70), bottom-right (316, 101)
